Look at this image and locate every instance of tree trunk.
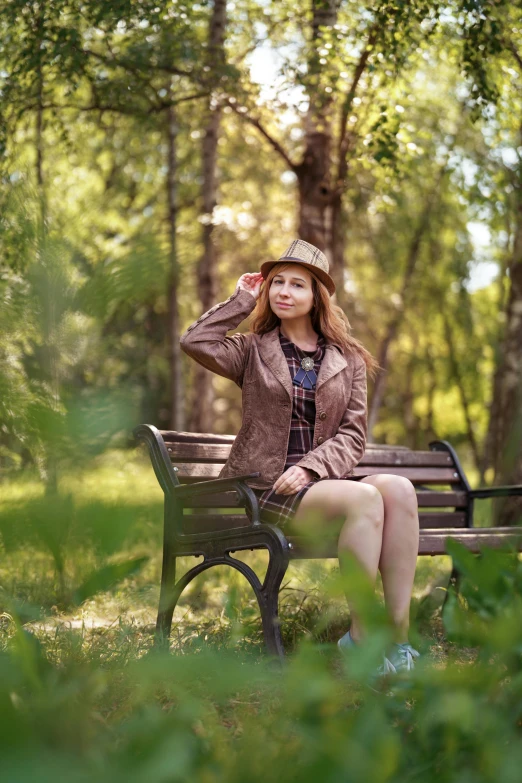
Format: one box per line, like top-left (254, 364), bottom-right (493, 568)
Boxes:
top-left (442, 312), bottom-right (482, 472)
top-left (479, 243), bottom-right (512, 485)
top-left (167, 99), bottom-right (185, 431)
top-left (295, 0), bottom-right (338, 253)
top-left (367, 185), bottom-right (438, 440)
top-left (330, 26), bottom-right (378, 301)
top-left (403, 356), bottom-right (423, 449)
top-left (424, 342), bottom-right (438, 441)
top-left (35, 5), bottom-right (58, 494)
top-left (36, 74), bottom-right (44, 192)
top-left (491, 159), bottom-right (522, 526)
top-left (189, 0), bottom-right (226, 433)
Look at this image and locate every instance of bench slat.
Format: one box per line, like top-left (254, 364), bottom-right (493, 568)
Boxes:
top-left (351, 466), bottom-right (459, 483)
top-left (419, 512), bottom-right (467, 527)
top-left (185, 491), bottom-right (241, 507)
top-left (180, 511), bottom-right (467, 534)
top-left (161, 430), bottom-right (410, 450)
top-left (165, 442), bottom-right (455, 467)
top-left (178, 465), bottom-right (225, 479)
top-left (160, 431), bottom-right (236, 444)
top-left (167, 444), bottom-right (229, 462)
top-left (417, 530), bottom-right (522, 555)
top-left (177, 514), bottom-right (522, 555)
top-left (416, 490), bottom-right (467, 507)
top-left (287, 528), bottom-right (522, 558)
top-left (181, 513), bottom-right (250, 534)
top-left (359, 451), bottom-right (453, 467)
top-left (176, 464), bottom-right (461, 483)
top-left (183, 489), bottom-right (469, 509)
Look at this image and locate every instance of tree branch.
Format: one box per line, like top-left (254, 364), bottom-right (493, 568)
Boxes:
top-left (229, 12), bottom-right (304, 67)
top-left (222, 99), bottom-right (297, 170)
top-left (37, 90), bottom-right (209, 117)
top-left (76, 46), bottom-right (194, 79)
top-left (508, 40), bottom-right (522, 72)
top-left (335, 24), bottom-right (379, 191)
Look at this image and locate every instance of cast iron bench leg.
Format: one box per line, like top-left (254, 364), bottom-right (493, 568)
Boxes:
top-left (257, 547), bottom-right (288, 659)
top-left (154, 532), bottom-right (289, 657)
top-left (442, 563), bottom-right (461, 610)
top-left (155, 550), bottom-right (177, 648)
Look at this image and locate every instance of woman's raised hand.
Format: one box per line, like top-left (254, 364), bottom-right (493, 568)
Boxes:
top-left (237, 272), bottom-right (264, 300)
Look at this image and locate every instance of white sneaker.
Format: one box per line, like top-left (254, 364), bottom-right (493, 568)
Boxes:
top-left (384, 643), bottom-right (420, 673)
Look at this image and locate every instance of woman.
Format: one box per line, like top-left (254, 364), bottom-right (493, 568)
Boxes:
top-left (180, 239), bottom-right (420, 674)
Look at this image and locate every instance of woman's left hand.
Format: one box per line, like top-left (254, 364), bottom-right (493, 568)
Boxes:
top-left (272, 466), bottom-right (315, 496)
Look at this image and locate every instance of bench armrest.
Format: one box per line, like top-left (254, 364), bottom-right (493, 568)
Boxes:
top-left (134, 424), bottom-right (180, 496)
top-left (173, 474), bottom-right (260, 498)
top-left (469, 485), bottom-right (522, 499)
top-left (173, 473), bottom-right (262, 525)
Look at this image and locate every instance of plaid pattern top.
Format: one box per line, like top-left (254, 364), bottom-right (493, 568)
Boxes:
top-left (280, 331), bottom-right (325, 468)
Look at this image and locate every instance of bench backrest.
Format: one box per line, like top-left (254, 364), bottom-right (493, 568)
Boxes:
top-left (159, 431), bottom-right (470, 531)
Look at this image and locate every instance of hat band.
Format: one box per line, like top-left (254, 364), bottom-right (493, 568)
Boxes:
top-left (278, 256), bottom-right (328, 273)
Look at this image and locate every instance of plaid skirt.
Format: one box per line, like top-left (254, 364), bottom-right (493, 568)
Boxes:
top-left (249, 474), bottom-right (366, 529)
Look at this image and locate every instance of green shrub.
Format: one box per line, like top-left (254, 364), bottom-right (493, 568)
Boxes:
top-left (1, 541), bottom-right (522, 781)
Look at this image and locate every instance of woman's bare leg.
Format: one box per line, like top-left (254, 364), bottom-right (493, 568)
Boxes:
top-left (289, 480), bottom-right (385, 642)
top-left (359, 475), bottom-right (419, 643)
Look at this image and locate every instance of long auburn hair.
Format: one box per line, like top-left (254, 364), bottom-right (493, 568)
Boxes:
top-left (249, 263), bottom-right (380, 379)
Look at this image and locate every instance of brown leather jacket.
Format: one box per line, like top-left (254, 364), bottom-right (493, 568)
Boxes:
top-left (180, 287), bottom-right (367, 490)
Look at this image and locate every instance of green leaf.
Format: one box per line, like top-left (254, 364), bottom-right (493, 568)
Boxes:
top-left (72, 556), bottom-right (149, 605)
top-left (445, 537), bottom-right (481, 579)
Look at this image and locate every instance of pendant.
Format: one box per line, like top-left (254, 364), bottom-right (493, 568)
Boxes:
top-left (301, 357), bottom-right (315, 371)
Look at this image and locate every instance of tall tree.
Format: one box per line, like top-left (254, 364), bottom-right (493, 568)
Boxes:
top-left (227, 1), bottom-right (442, 303)
top-left (166, 94), bottom-right (184, 430)
top-left (190, 0), bottom-right (228, 433)
top-left (367, 168), bottom-right (445, 439)
top-left (457, 0), bottom-right (522, 522)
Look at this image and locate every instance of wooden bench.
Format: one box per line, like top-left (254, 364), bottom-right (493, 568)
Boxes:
top-left (135, 425), bottom-right (522, 657)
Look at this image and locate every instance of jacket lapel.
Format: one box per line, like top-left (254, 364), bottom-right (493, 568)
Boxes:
top-left (257, 328), bottom-right (348, 398)
top-left (316, 345), bottom-right (348, 391)
top-left (257, 329), bottom-right (293, 399)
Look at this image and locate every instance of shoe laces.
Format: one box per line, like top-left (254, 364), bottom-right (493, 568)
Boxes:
top-left (390, 643), bottom-right (420, 672)
top-left (377, 655), bottom-right (397, 676)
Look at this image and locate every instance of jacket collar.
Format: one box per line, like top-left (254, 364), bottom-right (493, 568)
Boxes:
top-left (256, 327), bottom-right (348, 399)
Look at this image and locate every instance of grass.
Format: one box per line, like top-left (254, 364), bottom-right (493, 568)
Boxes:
top-left (2, 451), bottom-right (520, 782)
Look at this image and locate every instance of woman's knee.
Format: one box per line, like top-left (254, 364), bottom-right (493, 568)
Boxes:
top-left (365, 474), bottom-right (418, 513)
top-left (348, 483), bottom-right (384, 531)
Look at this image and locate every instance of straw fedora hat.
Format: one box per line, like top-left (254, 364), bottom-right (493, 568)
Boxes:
top-left (260, 239), bottom-right (336, 296)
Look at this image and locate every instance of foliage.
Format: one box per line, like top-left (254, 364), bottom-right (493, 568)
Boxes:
top-left (0, 451), bottom-right (519, 782)
top-left (0, 188), bottom-right (141, 482)
top-left (1, 527), bottom-right (522, 781)
top-left (0, 0), bottom-right (519, 459)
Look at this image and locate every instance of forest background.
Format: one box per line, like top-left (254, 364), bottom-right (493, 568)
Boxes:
top-left (1, 2), bottom-right (522, 780)
top-left (1, 0), bottom-right (522, 522)
top-left (2, 0), bottom-right (522, 527)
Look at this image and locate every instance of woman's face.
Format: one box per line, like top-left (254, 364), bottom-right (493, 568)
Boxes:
top-left (268, 263), bottom-right (314, 321)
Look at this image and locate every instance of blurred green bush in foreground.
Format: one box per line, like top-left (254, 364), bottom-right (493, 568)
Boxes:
top-left (1, 539), bottom-right (522, 782)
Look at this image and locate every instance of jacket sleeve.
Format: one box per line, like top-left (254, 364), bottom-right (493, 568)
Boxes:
top-left (295, 356), bottom-right (367, 480)
top-left (180, 287), bottom-right (257, 386)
